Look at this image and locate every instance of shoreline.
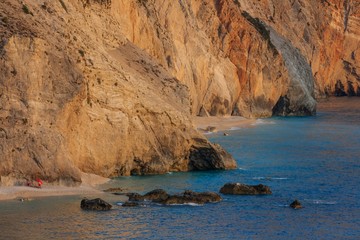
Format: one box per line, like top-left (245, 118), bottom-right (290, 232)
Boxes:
top-left (0, 116), bottom-right (255, 201)
top-left (193, 116), bottom-right (257, 133)
top-left (0, 173), bottom-right (110, 201)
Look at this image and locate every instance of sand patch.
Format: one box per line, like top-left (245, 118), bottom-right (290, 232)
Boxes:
top-left (193, 116), bottom-right (256, 133)
top-left (0, 172), bottom-right (110, 201)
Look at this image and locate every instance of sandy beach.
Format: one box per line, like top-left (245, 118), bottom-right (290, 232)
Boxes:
top-left (0, 173), bottom-right (110, 201)
top-left (0, 116), bottom-right (254, 201)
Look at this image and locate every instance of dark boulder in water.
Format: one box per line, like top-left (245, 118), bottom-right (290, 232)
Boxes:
top-left (127, 189), bottom-right (222, 205)
top-left (290, 200), bottom-right (302, 209)
top-left (127, 192), bottom-right (144, 201)
top-left (161, 190), bottom-right (222, 205)
top-left (219, 183), bottom-right (272, 195)
top-left (80, 198), bottom-right (112, 211)
top-left (143, 189), bottom-right (170, 202)
top-left (122, 201), bottom-right (140, 207)
top-left (127, 189), bottom-right (170, 202)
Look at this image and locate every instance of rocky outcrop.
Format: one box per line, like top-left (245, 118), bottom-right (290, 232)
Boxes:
top-left (189, 138), bottom-right (236, 171)
top-left (127, 189), bottom-right (222, 205)
top-left (135, 189), bottom-right (170, 202)
top-left (161, 190), bottom-right (222, 205)
top-left (219, 183), bottom-right (272, 195)
top-left (269, 29), bottom-right (316, 116)
top-left (80, 198), bottom-right (112, 211)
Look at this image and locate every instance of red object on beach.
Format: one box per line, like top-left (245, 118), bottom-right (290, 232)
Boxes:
top-left (36, 178), bottom-right (43, 187)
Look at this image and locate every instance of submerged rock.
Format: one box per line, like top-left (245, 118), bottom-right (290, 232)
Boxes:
top-left (127, 193), bottom-right (144, 202)
top-left (121, 201), bottom-right (140, 207)
top-left (161, 190), bottom-right (222, 205)
top-left (219, 183), bottom-right (272, 195)
top-left (127, 189), bottom-right (222, 205)
top-left (126, 189), bottom-right (170, 202)
top-left (290, 200), bottom-right (302, 209)
top-left (80, 198), bottom-right (112, 211)
top-left (143, 189), bottom-right (170, 202)
top-left (103, 187), bottom-right (126, 193)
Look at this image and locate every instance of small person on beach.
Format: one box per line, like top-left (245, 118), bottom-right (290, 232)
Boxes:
top-left (26, 178), bottom-right (43, 188)
top-left (36, 178), bottom-right (43, 188)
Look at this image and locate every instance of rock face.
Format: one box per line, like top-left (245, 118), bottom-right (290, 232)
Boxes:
top-left (236, 0), bottom-right (360, 98)
top-left (127, 189), bottom-right (222, 205)
top-left (0, 0), bottom-right (240, 184)
top-left (80, 198), bottom-right (112, 211)
top-left (0, 0), bottom-right (359, 183)
top-left (220, 183), bottom-right (272, 195)
top-left (189, 138), bottom-right (236, 171)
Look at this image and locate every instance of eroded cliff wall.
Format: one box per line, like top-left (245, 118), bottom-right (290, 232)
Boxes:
top-left (237, 0), bottom-right (360, 97)
top-left (0, 0), bottom-right (358, 184)
top-left (0, 0), bottom-right (237, 184)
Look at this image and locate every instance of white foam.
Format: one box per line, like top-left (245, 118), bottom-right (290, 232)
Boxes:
top-left (116, 202), bottom-right (123, 206)
top-left (252, 177), bottom-right (288, 180)
top-left (238, 167), bottom-right (247, 171)
top-left (229, 127), bottom-right (241, 131)
top-left (276, 204), bottom-right (290, 208)
top-left (252, 177), bottom-right (272, 181)
top-left (251, 119), bottom-right (276, 126)
top-left (203, 132), bottom-right (214, 135)
top-left (167, 203), bottom-right (203, 206)
top-left (307, 199), bottom-right (337, 205)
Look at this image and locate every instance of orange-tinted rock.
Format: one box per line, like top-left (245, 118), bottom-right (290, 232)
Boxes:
top-left (0, 1), bottom-right (236, 184)
top-left (236, 0), bottom-right (360, 97)
top-left (1, 0), bottom-right (358, 183)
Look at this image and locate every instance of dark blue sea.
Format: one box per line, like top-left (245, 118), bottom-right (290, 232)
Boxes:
top-left (1, 98), bottom-right (359, 239)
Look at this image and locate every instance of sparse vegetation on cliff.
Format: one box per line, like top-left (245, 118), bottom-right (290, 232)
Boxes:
top-left (22, 4), bottom-right (33, 16)
top-left (78, 49), bottom-right (85, 57)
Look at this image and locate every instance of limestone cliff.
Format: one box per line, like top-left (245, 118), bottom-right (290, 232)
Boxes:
top-left (0, 0), bottom-right (237, 184)
top-left (0, 0), bottom-right (358, 184)
top-left (236, 0), bottom-right (360, 97)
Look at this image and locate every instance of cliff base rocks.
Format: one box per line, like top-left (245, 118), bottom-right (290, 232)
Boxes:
top-left (80, 198), bottom-right (112, 211)
top-left (220, 183), bottom-right (272, 195)
top-left (126, 189), bottom-right (222, 205)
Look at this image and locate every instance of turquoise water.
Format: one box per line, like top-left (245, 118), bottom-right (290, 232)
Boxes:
top-left (0, 98), bottom-right (359, 239)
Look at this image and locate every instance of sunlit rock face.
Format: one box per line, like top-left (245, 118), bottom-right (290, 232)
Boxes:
top-left (0, 0), bottom-right (237, 183)
top-left (1, 0), bottom-right (358, 183)
top-left (236, 0), bottom-right (360, 98)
